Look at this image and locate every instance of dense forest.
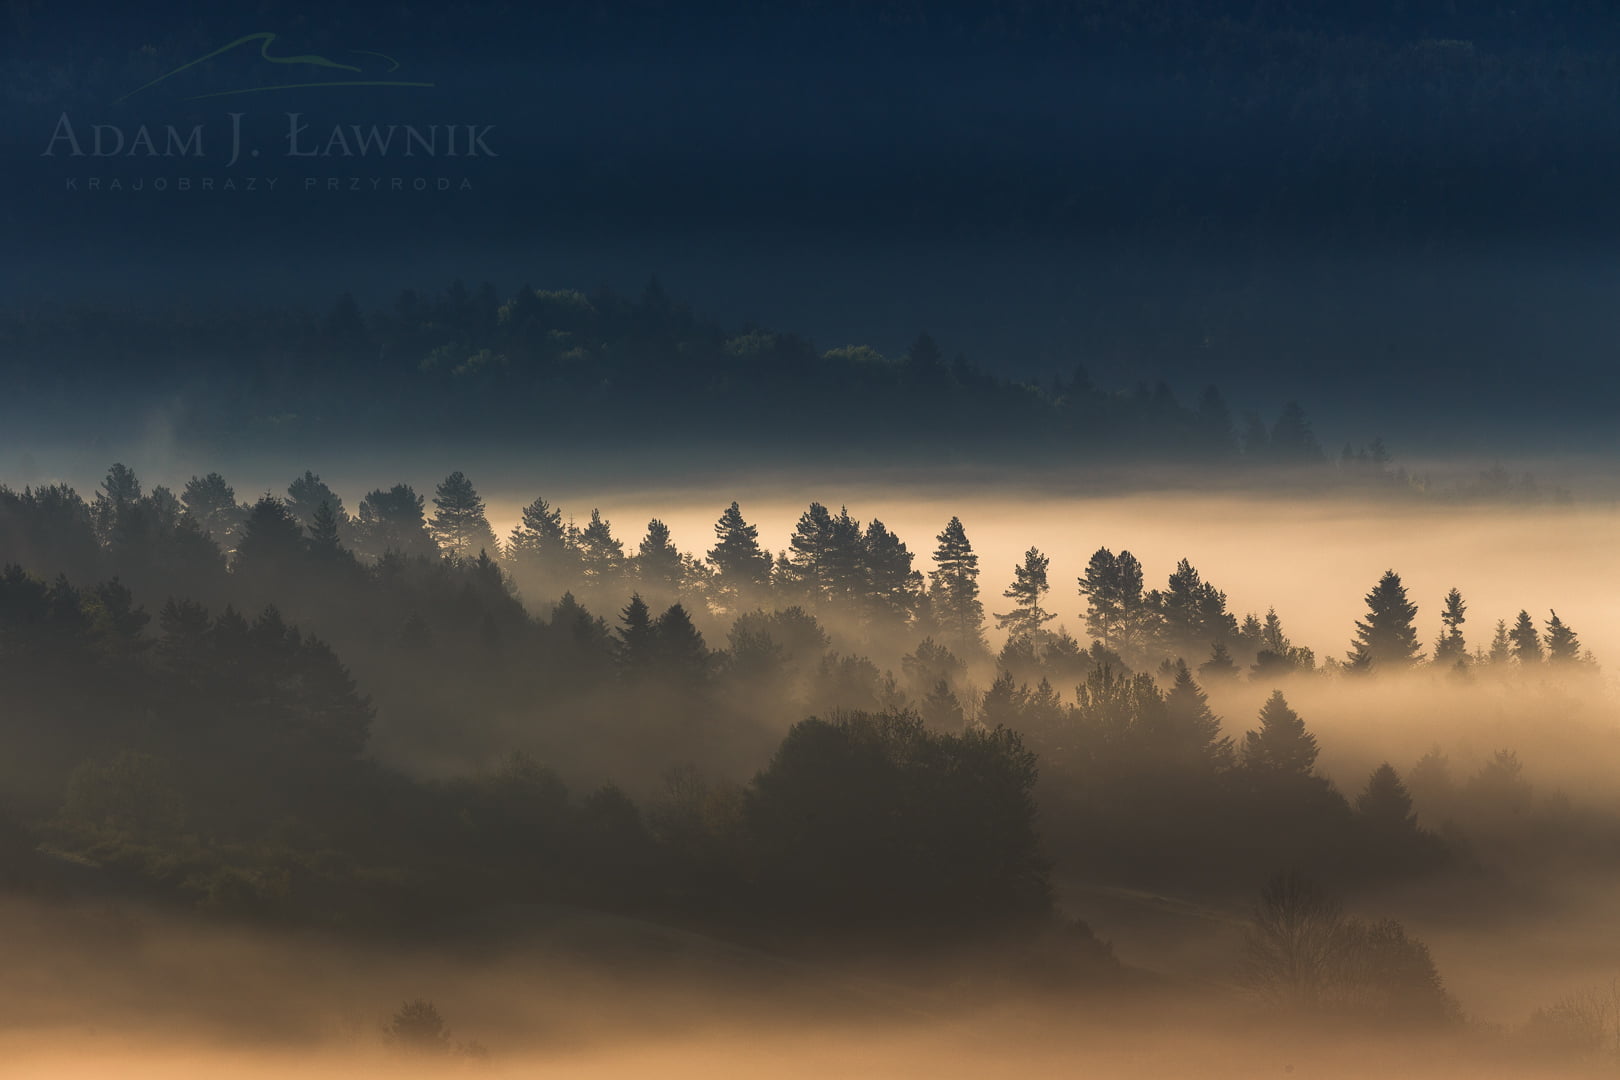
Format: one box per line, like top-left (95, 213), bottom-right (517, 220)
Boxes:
top-left (0, 460), bottom-right (1613, 1060)
top-left (0, 283), bottom-right (1574, 505)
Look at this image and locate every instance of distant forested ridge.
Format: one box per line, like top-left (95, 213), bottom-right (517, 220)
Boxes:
top-left (0, 279), bottom-right (1298, 461)
top-left (0, 282), bottom-right (1571, 502)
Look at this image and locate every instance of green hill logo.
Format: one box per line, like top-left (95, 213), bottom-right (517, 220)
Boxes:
top-left (118, 31), bottom-right (434, 102)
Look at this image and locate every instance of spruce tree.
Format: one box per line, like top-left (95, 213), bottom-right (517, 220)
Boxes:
top-left (1199, 641), bottom-right (1240, 681)
top-left (616, 594), bottom-right (656, 673)
top-left (1544, 611), bottom-right (1582, 664)
top-left (1356, 763), bottom-right (1417, 829)
top-left (995, 547), bottom-right (1057, 639)
top-left (1347, 570), bottom-right (1421, 672)
top-left (1486, 619), bottom-right (1512, 665)
top-left (1162, 661), bottom-right (1234, 770)
top-left (307, 500), bottom-right (345, 556)
top-left (1433, 588), bottom-right (1468, 667)
top-left (652, 603), bottom-right (709, 681)
top-left (1508, 610), bottom-right (1542, 665)
top-left (1242, 691), bottom-right (1319, 776)
top-left (928, 516), bottom-right (985, 655)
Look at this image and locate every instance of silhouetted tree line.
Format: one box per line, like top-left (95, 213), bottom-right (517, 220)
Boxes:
top-left (0, 463), bottom-right (1604, 949)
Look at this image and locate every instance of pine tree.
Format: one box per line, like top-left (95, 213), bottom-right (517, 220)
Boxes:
top-left (995, 547), bottom-right (1057, 639)
top-left (578, 509), bottom-right (626, 587)
top-left (706, 501), bottom-right (773, 601)
top-left (1079, 548), bottom-right (1146, 652)
top-left (1356, 763), bottom-right (1417, 829)
top-left (233, 495), bottom-right (306, 576)
top-left (506, 495), bottom-right (577, 584)
top-left (1508, 610), bottom-right (1542, 665)
top-left (285, 471), bottom-right (348, 532)
top-left (1544, 610), bottom-right (1582, 664)
top-left (1433, 588), bottom-right (1468, 667)
top-left (1159, 557), bottom-right (1233, 654)
top-left (180, 472), bottom-right (247, 548)
top-left (636, 519), bottom-right (684, 594)
top-left (862, 518), bottom-right (918, 629)
top-left (1242, 691), bottom-right (1319, 776)
top-left (1347, 570), bottom-right (1421, 672)
top-left (928, 516), bottom-right (985, 655)
top-left (429, 471), bottom-right (499, 560)
top-left (354, 484), bottom-right (436, 560)
top-left (786, 503), bottom-right (864, 606)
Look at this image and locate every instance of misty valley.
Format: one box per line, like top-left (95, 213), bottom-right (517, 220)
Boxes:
top-left (11, 2), bottom-right (1620, 1074)
top-left (1, 454), bottom-right (1618, 1078)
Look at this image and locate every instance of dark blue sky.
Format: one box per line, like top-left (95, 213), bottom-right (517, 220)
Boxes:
top-left (4, 1), bottom-right (1620, 452)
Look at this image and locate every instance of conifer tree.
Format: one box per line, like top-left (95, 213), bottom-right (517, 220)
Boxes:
top-left (1486, 619), bottom-right (1512, 665)
top-left (928, 516), bottom-right (985, 655)
top-left (1269, 401), bottom-right (1326, 463)
top-left (354, 484), bottom-right (437, 560)
top-left (1199, 641), bottom-right (1240, 681)
top-left (920, 679), bottom-right (965, 731)
top-left (1079, 547), bottom-right (1148, 652)
top-left (1347, 570), bottom-right (1421, 672)
top-left (787, 503), bottom-right (864, 606)
top-left (995, 547), bottom-right (1057, 639)
top-left (616, 594), bottom-right (656, 673)
top-left (577, 509), bottom-right (626, 587)
top-left (706, 501), bottom-right (773, 601)
top-left (651, 602), bottom-right (709, 681)
top-left (1433, 588), bottom-right (1467, 667)
top-left (1544, 610), bottom-right (1582, 665)
top-left (233, 495), bottom-right (307, 577)
top-left (429, 471), bottom-right (500, 560)
top-left (285, 471), bottom-right (348, 532)
top-left (636, 519), bottom-right (684, 594)
top-left (862, 518), bottom-right (919, 628)
top-left (506, 495), bottom-right (577, 582)
top-left (307, 500), bottom-right (345, 557)
top-left (1509, 610), bottom-right (1542, 665)
top-left (181, 472), bottom-right (247, 548)
top-left (1242, 691), bottom-right (1319, 776)
top-left (1356, 763), bottom-right (1417, 829)
top-left (1162, 661), bottom-right (1234, 770)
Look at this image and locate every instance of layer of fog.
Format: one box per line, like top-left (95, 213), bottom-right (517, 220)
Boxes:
top-left (0, 893), bottom-right (1604, 1080)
